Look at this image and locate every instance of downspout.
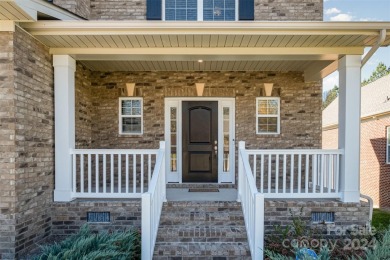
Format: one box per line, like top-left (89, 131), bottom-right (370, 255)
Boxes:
top-left (360, 193), bottom-right (373, 230)
top-left (358, 29), bottom-right (386, 229)
top-left (361, 29), bottom-right (387, 67)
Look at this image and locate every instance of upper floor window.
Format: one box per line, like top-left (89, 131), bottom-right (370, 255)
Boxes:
top-left (146, 0), bottom-right (253, 21)
top-left (119, 97), bottom-right (143, 135)
top-left (256, 97), bottom-right (280, 135)
top-left (164, 0), bottom-right (237, 21)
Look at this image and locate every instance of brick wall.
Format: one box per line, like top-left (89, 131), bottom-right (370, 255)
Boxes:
top-left (322, 116), bottom-right (390, 208)
top-left (90, 0), bottom-right (145, 20)
top-left (255, 0), bottom-right (323, 21)
top-left (265, 199), bottom-right (369, 234)
top-left (53, 0), bottom-right (91, 19)
top-left (51, 200), bottom-right (141, 237)
top-left (0, 31), bottom-right (17, 260)
top-left (89, 0), bottom-right (323, 20)
top-left (83, 71), bottom-right (321, 150)
top-left (75, 63), bottom-right (93, 149)
top-left (12, 27), bottom-right (54, 257)
top-left (0, 27), bottom-right (54, 259)
top-left (50, 199), bottom-right (368, 239)
top-left (361, 116), bottom-right (390, 208)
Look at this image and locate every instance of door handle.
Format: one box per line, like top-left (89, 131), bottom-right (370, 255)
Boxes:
top-left (214, 141), bottom-right (218, 155)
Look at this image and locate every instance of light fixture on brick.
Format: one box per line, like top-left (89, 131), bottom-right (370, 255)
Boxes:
top-left (195, 83), bottom-right (205, 96)
top-left (126, 83), bottom-right (135, 96)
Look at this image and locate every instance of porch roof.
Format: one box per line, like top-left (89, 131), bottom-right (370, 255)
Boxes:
top-left (21, 21), bottom-right (390, 80)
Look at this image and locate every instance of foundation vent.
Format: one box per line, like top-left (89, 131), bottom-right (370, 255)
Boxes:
top-left (87, 212), bottom-right (111, 223)
top-left (311, 212), bottom-right (335, 224)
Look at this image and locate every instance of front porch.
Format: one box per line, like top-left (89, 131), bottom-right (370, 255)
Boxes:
top-left (20, 21), bottom-right (390, 259)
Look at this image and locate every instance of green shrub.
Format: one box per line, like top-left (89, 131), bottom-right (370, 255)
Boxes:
top-left (34, 225), bottom-right (141, 260)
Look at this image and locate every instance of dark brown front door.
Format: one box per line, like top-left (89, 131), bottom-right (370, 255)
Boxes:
top-left (182, 101), bottom-right (218, 183)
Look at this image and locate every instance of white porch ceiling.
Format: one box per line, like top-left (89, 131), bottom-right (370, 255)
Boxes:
top-left (81, 60), bottom-right (332, 72)
top-left (20, 21), bottom-right (390, 77)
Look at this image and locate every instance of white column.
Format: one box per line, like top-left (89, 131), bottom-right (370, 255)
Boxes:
top-left (338, 55), bottom-right (361, 203)
top-left (53, 55), bottom-right (76, 202)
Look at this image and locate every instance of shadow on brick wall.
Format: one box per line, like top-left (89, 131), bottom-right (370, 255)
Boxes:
top-left (370, 137), bottom-right (390, 207)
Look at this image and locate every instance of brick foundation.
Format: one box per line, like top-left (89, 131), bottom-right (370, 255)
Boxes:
top-left (264, 199), bottom-right (369, 235)
top-left (51, 200), bottom-right (141, 237)
top-left (49, 198), bottom-right (369, 239)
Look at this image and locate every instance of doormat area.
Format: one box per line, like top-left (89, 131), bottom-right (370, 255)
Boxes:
top-left (188, 188), bottom-right (219, 192)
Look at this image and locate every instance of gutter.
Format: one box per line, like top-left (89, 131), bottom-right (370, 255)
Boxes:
top-left (361, 29), bottom-right (387, 67)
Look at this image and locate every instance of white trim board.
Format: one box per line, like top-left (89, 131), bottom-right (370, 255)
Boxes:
top-left (164, 97), bottom-right (235, 184)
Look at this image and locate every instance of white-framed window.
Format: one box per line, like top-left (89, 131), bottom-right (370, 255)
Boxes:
top-left (387, 127), bottom-right (390, 164)
top-left (163, 0), bottom-right (238, 21)
top-left (256, 97), bottom-right (280, 135)
top-left (119, 97), bottom-right (143, 135)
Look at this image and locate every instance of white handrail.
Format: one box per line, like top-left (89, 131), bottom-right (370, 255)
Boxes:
top-left (70, 148), bottom-right (158, 199)
top-left (246, 149), bottom-right (343, 155)
top-left (246, 148), bottom-right (343, 199)
top-left (238, 141), bottom-right (264, 260)
top-left (141, 141), bottom-right (166, 260)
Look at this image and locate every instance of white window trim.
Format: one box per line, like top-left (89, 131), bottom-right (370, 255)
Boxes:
top-left (256, 97), bottom-right (280, 135)
top-left (387, 127), bottom-right (390, 164)
top-left (162, 0), bottom-right (238, 21)
top-left (119, 97), bottom-right (143, 135)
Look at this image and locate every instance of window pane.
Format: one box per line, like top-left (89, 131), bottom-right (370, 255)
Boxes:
top-left (171, 121), bottom-right (176, 132)
top-left (132, 100), bottom-right (141, 108)
top-left (258, 117), bottom-right (278, 133)
top-left (122, 118), bottom-right (141, 134)
top-left (166, 0), bottom-right (175, 8)
top-left (176, 9), bottom-right (186, 20)
top-left (132, 107), bottom-right (141, 115)
top-left (268, 117), bottom-right (277, 125)
top-left (121, 100), bottom-right (132, 115)
top-left (176, 0), bottom-right (186, 8)
top-left (165, 0), bottom-right (197, 20)
top-left (268, 100), bottom-right (278, 115)
top-left (203, 0), bottom-right (235, 21)
top-left (223, 106), bottom-right (230, 172)
top-left (166, 9), bottom-right (175, 20)
top-left (258, 100), bottom-right (267, 114)
top-left (171, 149), bottom-right (177, 172)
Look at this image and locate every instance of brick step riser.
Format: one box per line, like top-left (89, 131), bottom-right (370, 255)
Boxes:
top-left (153, 242), bottom-right (251, 257)
top-left (154, 202), bottom-right (250, 258)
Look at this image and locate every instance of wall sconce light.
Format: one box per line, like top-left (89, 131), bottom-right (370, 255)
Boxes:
top-left (195, 83), bottom-right (205, 97)
top-left (263, 83), bottom-right (274, 97)
top-left (126, 83), bottom-right (135, 96)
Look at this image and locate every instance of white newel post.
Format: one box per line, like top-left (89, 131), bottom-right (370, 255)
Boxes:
top-left (53, 55), bottom-right (76, 202)
top-left (338, 55), bottom-right (361, 203)
top-left (237, 141), bottom-right (246, 202)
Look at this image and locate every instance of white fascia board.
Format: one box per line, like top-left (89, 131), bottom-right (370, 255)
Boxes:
top-left (20, 21), bottom-right (390, 35)
top-left (48, 47), bottom-right (365, 56)
top-left (15, 0), bottom-right (81, 21)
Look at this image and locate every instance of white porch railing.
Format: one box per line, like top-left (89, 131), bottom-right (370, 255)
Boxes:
top-left (141, 142), bottom-right (166, 260)
top-left (70, 148), bottom-right (159, 198)
top-left (238, 141), bottom-right (345, 259)
top-left (238, 142), bottom-right (265, 260)
top-left (246, 148), bottom-right (343, 199)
